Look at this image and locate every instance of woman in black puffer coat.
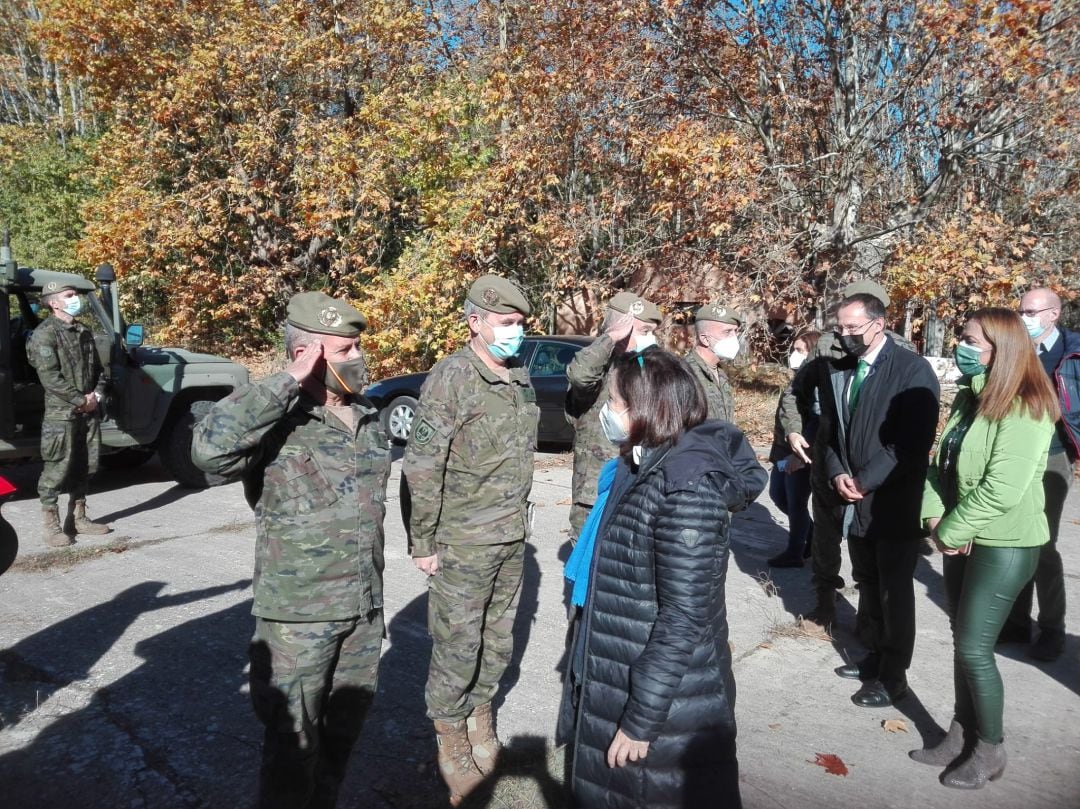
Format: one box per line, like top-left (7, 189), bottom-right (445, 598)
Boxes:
top-left (567, 350), bottom-right (767, 809)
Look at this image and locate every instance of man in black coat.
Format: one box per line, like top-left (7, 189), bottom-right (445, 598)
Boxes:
top-left (803, 292), bottom-right (940, 708)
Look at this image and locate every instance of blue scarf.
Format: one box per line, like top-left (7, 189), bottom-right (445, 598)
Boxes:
top-left (564, 458), bottom-right (619, 607)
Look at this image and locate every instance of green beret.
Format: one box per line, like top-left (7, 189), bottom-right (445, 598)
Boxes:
top-left (42, 280), bottom-right (77, 295)
top-left (466, 274), bottom-right (531, 316)
top-left (842, 279), bottom-right (890, 307)
top-left (286, 291), bottom-right (367, 337)
top-left (694, 302), bottom-right (743, 326)
top-left (607, 291), bottom-right (662, 325)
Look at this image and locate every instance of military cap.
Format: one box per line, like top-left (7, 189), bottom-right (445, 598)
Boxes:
top-left (842, 278), bottom-right (890, 307)
top-left (42, 280), bottom-right (77, 295)
top-left (607, 291), bottom-right (662, 325)
top-left (694, 302), bottom-right (743, 326)
top-left (286, 291), bottom-right (367, 336)
top-left (466, 274), bottom-right (532, 316)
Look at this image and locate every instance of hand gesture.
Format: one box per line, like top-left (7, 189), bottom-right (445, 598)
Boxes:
top-left (287, 341), bottom-right (324, 384)
top-left (833, 473), bottom-right (864, 502)
top-left (605, 312), bottom-right (635, 344)
top-left (607, 728), bottom-right (650, 768)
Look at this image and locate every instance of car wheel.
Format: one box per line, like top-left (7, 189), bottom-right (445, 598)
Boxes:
top-left (159, 399), bottom-right (228, 489)
top-left (384, 395), bottom-right (419, 443)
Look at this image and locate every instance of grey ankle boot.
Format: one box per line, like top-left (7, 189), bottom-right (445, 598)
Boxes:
top-left (941, 738), bottom-right (1006, 789)
top-left (910, 719), bottom-right (968, 766)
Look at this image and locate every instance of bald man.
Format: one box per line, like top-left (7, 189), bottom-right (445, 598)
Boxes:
top-left (999, 288), bottom-right (1080, 662)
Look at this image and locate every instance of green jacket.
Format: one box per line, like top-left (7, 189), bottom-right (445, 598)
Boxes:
top-left (27, 315), bottom-right (104, 420)
top-left (565, 333), bottom-right (620, 507)
top-left (402, 345), bottom-right (537, 556)
top-left (922, 373), bottom-right (1054, 549)
top-left (192, 372), bottom-right (391, 621)
top-left (684, 349), bottom-right (734, 422)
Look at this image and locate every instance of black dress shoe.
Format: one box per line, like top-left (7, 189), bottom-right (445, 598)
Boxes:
top-left (834, 655), bottom-right (879, 681)
top-left (851, 680), bottom-right (908, 708)
top-left (1029, 631), bottom-right (1065, 662)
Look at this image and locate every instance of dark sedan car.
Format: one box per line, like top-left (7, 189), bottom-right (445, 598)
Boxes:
top-left (364, 335), bottom-right (591, 446)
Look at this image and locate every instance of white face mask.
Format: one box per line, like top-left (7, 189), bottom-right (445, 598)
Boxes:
top-left (788, 350), bottom-right (807, 370)
top-left (711, 335), bottom-right (740, 361)
top-left (633, 333), bottom-right (657, 352)
top-left (599, 401), bottom-right (630, 444)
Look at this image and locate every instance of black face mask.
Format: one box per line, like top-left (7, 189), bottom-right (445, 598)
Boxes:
top-left (324, 356), bottom-right (369, 396)
top-left (836, 332), bottom-right (871, 358)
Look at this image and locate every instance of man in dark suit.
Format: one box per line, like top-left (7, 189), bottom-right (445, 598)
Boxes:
top-left (999, 287), bottom-right (1080, 661)
top-left (801, 292), bottom-right (940, 707)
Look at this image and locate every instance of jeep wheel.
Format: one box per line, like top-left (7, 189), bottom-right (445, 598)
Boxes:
top-left (383, 395), bottom-right (418, 443)
top-left (159, 399), bottom-right (226, 489)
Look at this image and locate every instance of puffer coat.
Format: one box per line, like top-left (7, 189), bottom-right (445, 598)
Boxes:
top-left (570, 420), bottom-right (767, 809)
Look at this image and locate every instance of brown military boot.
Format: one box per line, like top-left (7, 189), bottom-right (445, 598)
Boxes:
top-left (466, 702), bottom-right (502, 776)
top-left (42, 506), bottom-right (74, 548)
top-left (434, 719), bottom-right (485, 806)
top-left (70, 499), bottom-right (111, 536)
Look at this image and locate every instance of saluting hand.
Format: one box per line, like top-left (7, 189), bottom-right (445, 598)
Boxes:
top-left (287, 341), bottom-right (324, 384)
top-left (605, 312), bottom-right (635, 345)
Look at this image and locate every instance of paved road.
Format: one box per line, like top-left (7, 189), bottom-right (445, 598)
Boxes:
top-left (0, 452), bottom-right (1077, 808)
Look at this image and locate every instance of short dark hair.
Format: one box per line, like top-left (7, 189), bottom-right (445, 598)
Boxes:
top-left (611, 349), bottom-right (707, 453)
top-left (839, 293), bottom-right (886, 320)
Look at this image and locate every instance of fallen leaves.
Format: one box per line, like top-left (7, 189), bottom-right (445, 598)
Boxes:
top-left (882, 719), bottom-right (909, 734)
top-left (809, 752), bottom-right (849, 777)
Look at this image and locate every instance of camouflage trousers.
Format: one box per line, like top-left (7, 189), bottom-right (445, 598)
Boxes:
top-left (426, 541), bottom-right (524, 723)
top-left (37, 416), bottom-right (100, 507)
top-left (249, 612), bottom-right (384, 809)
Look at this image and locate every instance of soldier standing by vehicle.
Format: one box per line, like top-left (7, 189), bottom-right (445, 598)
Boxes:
top-left (685, 302), bottom-right (741, 422)
top-left (564, 291), bottom-right (662, 541)
top-left (400, 275), bottom-right (537, 806)
top-left (29, 280), bottom-right (110, 547)
top-left (192, 292), bottom-right (389, 809)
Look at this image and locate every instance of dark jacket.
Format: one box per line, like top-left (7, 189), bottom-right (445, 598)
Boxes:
top-left (1051, 328), bottom-right (1080, 460)
top-left (795, 336), bottom-right (939, 541)
top-left (570, 421), bottom-right (766, 809)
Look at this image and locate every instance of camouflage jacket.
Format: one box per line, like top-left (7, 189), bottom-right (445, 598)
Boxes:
top-left (402, 346), bottom-right (537, 556)
top-left (564, 333), bottom-right (620, 507)
top-left (684, 349), bottom-right (734, 422)
top-left (27, 316), bottom-right (104, 420)
top-left (191, 372), bottom-right (391, 622)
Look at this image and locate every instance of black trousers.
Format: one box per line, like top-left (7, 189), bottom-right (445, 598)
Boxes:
top-left (847, 536), bottom-right (919, 687)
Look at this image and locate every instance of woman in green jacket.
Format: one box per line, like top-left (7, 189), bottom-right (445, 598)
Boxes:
top-left (912, 308), bottom-right (1060, 789)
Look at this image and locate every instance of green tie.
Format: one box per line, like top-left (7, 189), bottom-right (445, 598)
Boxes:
top-left (849, 359), bottom-right (870, 412)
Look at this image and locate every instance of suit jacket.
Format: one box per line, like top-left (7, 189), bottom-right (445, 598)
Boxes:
top-left (800, 336), bottom-right (940, 541)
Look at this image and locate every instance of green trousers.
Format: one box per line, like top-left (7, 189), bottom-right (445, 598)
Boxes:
top-left (38, 416), bottom-right (100, 507)
top-left (943, 545), bottom-right (1040, 744)
top-left (426, 541), bottom-right (524, 722)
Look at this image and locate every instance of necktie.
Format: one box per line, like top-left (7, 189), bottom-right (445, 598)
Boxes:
top-left (849, 359), bottom-right (870, 412)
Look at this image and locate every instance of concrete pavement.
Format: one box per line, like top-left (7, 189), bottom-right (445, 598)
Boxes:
top-left (0, 451), bottom-right (1077, 808)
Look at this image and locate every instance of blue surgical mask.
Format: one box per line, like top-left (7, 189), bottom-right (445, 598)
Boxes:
top-left (62, 296), bottom-right (83, 317)
top-left (954, 343), bottom-right (987, 377)
top-left (487, 323), bottom-right (524, 360)
top-left (1021, 314), bottom-right (1044, 339)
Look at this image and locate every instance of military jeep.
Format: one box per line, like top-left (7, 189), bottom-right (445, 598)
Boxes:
top-left (0, 239), bottom-right (249, 488)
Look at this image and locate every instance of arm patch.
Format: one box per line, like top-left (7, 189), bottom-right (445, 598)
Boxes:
top-left (412, 417), bottom-right (437, 445)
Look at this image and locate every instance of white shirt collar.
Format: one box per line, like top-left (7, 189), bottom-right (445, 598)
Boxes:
top-left (1039, 327), bottom-right (1061, 352)
top-left (860, 332), bottom-right (888, 366)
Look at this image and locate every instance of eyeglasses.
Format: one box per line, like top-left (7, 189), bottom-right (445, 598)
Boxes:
top-left (1018, 306), bottom-right (1055, 317)
top-left (836, 320), bottom-right (878, 336)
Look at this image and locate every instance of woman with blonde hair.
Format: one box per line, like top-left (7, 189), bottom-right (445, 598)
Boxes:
top-left (913, 307), bottom-right (1060, 789)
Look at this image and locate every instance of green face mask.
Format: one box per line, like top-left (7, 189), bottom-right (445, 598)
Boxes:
top-left (324, 356), bottom-right (369, 396)
top-left (954, 343), bottom-right (987, 377)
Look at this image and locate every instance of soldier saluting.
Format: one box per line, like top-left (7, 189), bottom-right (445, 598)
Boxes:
top-left (192, 292), bottom-right (390, 809)
top-left (401, 275), bottom-right (537, 806)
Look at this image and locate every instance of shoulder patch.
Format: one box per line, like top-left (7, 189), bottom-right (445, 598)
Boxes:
top-left (412, 417), bottom-right (437, 445)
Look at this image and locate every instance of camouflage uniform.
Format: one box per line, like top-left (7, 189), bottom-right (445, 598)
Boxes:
top-left (402, 345), bottom-right (537, 722)
top-left (192, 293), bottom-right (389, 809)
top-left (684, 349), bottom-right (734, 422)
top-left (565, 333), bottom-right (620, 537)
top-left (27, 313), bottom-right (104, 506)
